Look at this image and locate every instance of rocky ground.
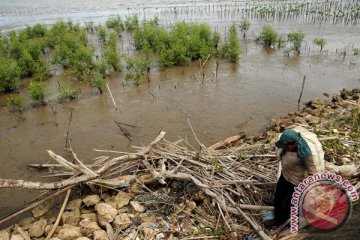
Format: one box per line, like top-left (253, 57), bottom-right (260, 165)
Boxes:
top-left (0, 88), bottom-right (359, 240)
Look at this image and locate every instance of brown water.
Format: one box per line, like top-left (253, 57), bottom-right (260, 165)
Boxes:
top-left (0, 0), bottom-right (359, 223)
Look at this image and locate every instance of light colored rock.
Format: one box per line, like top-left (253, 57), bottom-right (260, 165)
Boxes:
top-left (18, 217), bottom-right (35, 231)
top-left (305, 114), bottom-right (321, 124)
top-left (93, 230), bottom-right (108, 240)
top-left (75, 238), bottom-right (91, 240)
top-left (81, 213), bottom-right (97, 222)
top-left (141, 227), bottom-right (155, 239)
top-left (31, 200), bottom-right (53, 218)
top-left (61, 209), bottom-right (81, 226)
top-left (66, 199), bottom-right (82, 211)
top-left (0, 229), bottom-right (10, 240)
top-left (50, 238), bottom-right (61, 240)
top-left (58, 225), bottom-right (82, 240)
top-left (82, 195), bottom-right (100, 207)
top-left (79, 220), bottom-right (101, 238)
top-left (29, 218), bottom-right (47, 238)
top-left (130, 201), bottom-right (145, 212)
top-left (10, 234), bottom-right (24, 240)
top-left (114, 191), bottom-right (131, 209)
top-left (112, 213), bottom-right (132, 230)
top-left (44, 224), bottom-right (54, 236)
top-left (96, 203), bottom-right (117, 226)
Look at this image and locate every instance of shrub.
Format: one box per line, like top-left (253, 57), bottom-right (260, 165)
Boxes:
top-left (33, 63), bottom-right (51, 82)
top-left (313, 38), bottom-right (327, 52)
top-left (57, 81), bottom-right (80, 101)
top-left (106, 16), bottom-right (125, 33)
top-left (239, 19), bottom-right (250, 39)
top-left (219, 23), bottom-right (241, 63)
top-left (0, 58), bottom-right (21, 93)
top-left (89, 71), bottom-right (105, 93)
top-left (18, 50), bottom-right (36, 76)
top-left (125, 55), bottom-right (151, 86)
top-left (288, 31), bottom-right (305, 54)
top-left (29, 81), bottom-right (47, 104)
top-left (107, 32), bottom-right (118, 50)
top-left (25, 23), bottom-right (47, 39)
top-left (104, 47), bottom-right (121, 71)
top-left (7, 95), bottom-right (24, 113)
top-left (260, 25), bottom-right (278, 48)
top-left (124, 15), bottom-right (139, 31)
top-left (95, 59), bottom-right (112, 77)
top-left (98, 26), bottom-right (107, 42)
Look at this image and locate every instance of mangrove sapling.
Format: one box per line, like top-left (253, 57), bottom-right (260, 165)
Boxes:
top-left (212, 31), bottom-right (221, 49)
top-left (104, 47), bottom-right (121, 71)
top-left (259, 25), bottom-right (278, 48)
top-left (353, 48), bottom-right (360, 56)
top-left (0, 58), bottom-right (21, 93)
top-left (18, 50), bottom-right (36, 76)
top-left (124, 15), bottom-right (139, 31)
top-left (219, 23), bottom-right (241, 63)
top-left (57, 81), bottom-right (80, 102)
top-left (313, 38), bottom-right (327, 53)
top-left (97, 26), bottom-right (107, 42)
top-left (125, 55), bottom-right (151, 86)
top-left (96, 59), bottom-right (112, 77)
top-left (106, 16), bottom-right (125, 33)
top-left (28, 81), bottom-right (47, 106)
top-left (7, 95), bottom-right (24, 113)
top-left (239, 19), bottom-right (250, 39)
top-left (33, 63), bottom-right (51, 82)
top-left (287, 31), bottom-right (305, 54)
top-left (89, 71), bottom-right (105, 94)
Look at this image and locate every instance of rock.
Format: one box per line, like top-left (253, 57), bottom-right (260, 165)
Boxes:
top-left (114, 191), bottom-right (132, 209)
top-left (352, 95), bottom-right (359, 100)
top-left (58, 225), bottom-right (82, 240)
top-left (32, 200), bottom-right (53, 218)
top-left (66, 199), bottom-right (82, 211)
top-left (82, 195), bottom-right (100, 207)
top-left (79, 220), bottom-right (101, 238)
top-left (96, 203), bottom-right (117, 226)
top-left (294, 116), bottom-right (307, 125)
top-left (93, 230), bottom-right (108, 240)
top-left (340, 88), bottom-right (352, 99)
top-left (130, 201), bottom-right (145, 212)
top-left (112, 213), bottom-right (132, 230)
top-left (0, 229), bottom-right (10, 240)
top-left (45, 224), bottom-right (54, 236)
top-left (325, 162), bottom-right (357, 177)
top-left (75, 238), bottom-right (91, 240)
top-left (61, 209), bottom-right (81, 226)
top-left (141, 227), bottom-right (155, 238)
top-left (341, 158), bottom-right (352, 164)
top-left (18, 217), bottom-right (35, 231)
top-left (305, 115), bottom-right (321, 124)
top-left (10, 234), bottom-right (24, 240)
top-left (81, 213), bottom-right (97, 222)
top-left (29, 218), bottom-right (47, 238)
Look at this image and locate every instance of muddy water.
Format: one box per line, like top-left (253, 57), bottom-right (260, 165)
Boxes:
top-left (0, 0), bottom-right (360, 221)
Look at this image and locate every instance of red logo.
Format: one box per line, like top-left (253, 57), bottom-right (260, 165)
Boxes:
top-left (300, 181), bottom-right (352, 231)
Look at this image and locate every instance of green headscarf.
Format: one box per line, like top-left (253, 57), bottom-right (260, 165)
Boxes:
top-left (275, 129), bottom-right (312, 160)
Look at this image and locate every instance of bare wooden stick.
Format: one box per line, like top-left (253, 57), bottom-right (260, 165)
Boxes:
top-left (65, 110), bottom-right (73, 149)
top-left (45, 188), bottom-right (71, 240)
top-left (106, 83), bottom-right (118, 110)
top-left (297, 75), bottom-right (306, 110)
top-left (115, 121), bottom-right (132, 141)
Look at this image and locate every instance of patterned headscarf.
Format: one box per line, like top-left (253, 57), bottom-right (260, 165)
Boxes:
top-left (275, 129), bottom-right (312, 160)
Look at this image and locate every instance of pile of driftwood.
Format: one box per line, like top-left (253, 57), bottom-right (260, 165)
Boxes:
top-left (0, 128), bottom-right (283, 240)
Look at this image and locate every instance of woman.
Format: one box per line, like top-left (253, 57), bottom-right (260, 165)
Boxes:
top-left (270, 128), bottom-right (319, 227)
